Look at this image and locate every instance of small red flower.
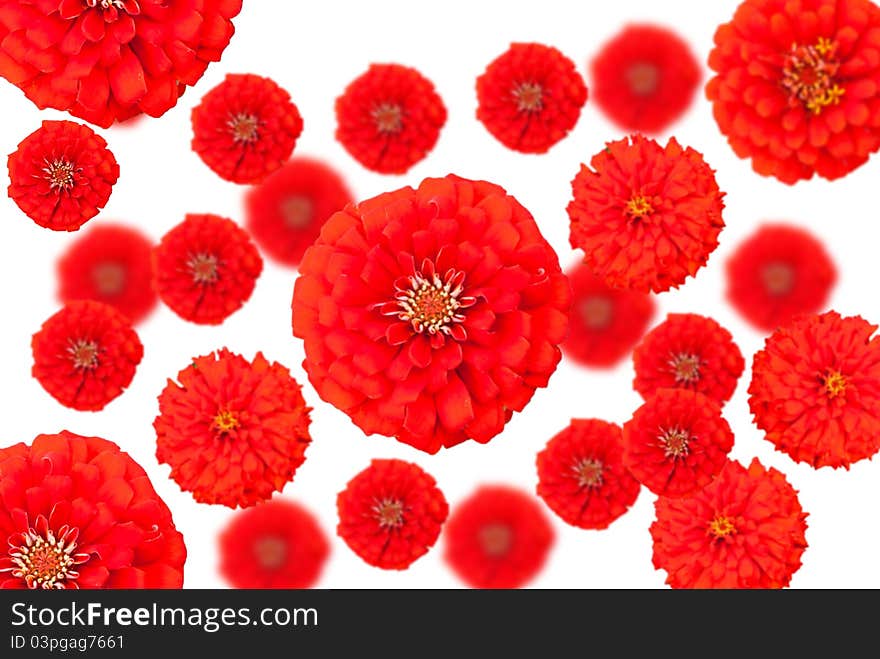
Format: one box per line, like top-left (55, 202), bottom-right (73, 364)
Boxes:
top-left (622, 389), bottom-right (734, 498)
top-left (748, 311), bottom-right (880, 468)
top-left (335, 63), bottom-right (447, 174)
top-left (0, 431), bottom-right (186, 589)
top-left (726, 224), bottom-right (837, 332)
top-left (56, 223), bottom-right (157, 325)
top-left (476, 42), bottom-right (588, 154)
top-left (443, 485), bottom-right (554, 589)
top-left (336, 459), bottom-right (448, 570)
top-left (536, 419), bottom-right (641, 530)
top-left (591, 24), bottom-right (701, 134)
top-left (651, 459), bottom-right (808, 588)
top-left (219, 499), bottom-right (329, 589)
top-left (244, 157), bottom-right (355, 267)
top-left (154, 213), bottom-right (263, 325)
top-left (31, 300), bottom-right (142, 411)
top-left (7, 120), bottom-right (119, 231)
top-left (567, 135), bottom-right (725, 293)
top-left (563, 262), bottom-right (655, 368)
top-left (292, 175), bottom-right (570, 453)
top-left (154, 349), bottom-right (312, 508)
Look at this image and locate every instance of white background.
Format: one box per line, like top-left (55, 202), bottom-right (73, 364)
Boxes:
top-left (1, 0), bottom-right (878, 588)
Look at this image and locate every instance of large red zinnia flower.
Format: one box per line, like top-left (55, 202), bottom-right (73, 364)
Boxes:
top-left (0, 431), bottom-right (185, 589)
top-left (7, 120), bottom-right (119, 231)
top-left (154, 349), bottom-right (312, 508)
top-left (651, 459), bottom-right (808, 588)
top-left (292, 175), bottom-right (570, 453)
top-left (0, 0), bottom-right (242, 128)
top-left (707, 0), bottom-right (880, 183)
top-left (726, 224), bottom-right (837, 332)
top-left (567, 135), bottom-right (725, 293)
top-left (336, 459), bottom-right (448, 570)
top-left (748, 311), bottom-right (880, 468)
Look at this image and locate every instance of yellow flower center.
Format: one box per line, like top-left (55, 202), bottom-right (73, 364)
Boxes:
top-left (213, 410), bottom-right (239, 433)
top-left (68, 339), bottom-right (99, 370)
top-left (572, 458), bottom-right (604, 488)
top-left (824, 370), bottom-right (847, 399)
top-left (187, 253), bottom-right (220, 284)
top-left (626, 195), bottom-right (653, 219)
top-left (228, 113), bottom-right (260, 144)
top-left (373, 499), bottom-right (405, 528)
top-left (660, 427), bottom-right (690, 459)
top-left (8, 526), bottom-right (84, 590)
top-left (708, 515), bottom-right (736, 539)
top-left (512, 82), bottom-right (543, 112)
top-left (43, 159), bottom-right (76, 191)
top-left (782, 37), bottom-right (845, 115)
top-left (670, 353), bottom-right (702, 384)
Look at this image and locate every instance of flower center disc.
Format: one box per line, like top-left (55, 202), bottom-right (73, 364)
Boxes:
top-left (479, 523), bottom-right (513, 558)
top-left (626, 195), bottom-right (653, 219)
top-left (573, 458), bottom-right (604, 488)
top-left (660, 427), bottom-right (690, 459)
top-left (188, 253), bottom-right (220, 284)
top-left (782, 37), bottom-right (845, 114)
top-left (512, 82), bottom-right (543, 112)
top-left (253, 536), bottom-right (287, 570)
top-left (228, 113), bottom-right (260, 144)
top-left (579, 296), bottom-right (613, 329)
top-left (761, 262), bottom-right (795, 296)
top-left (391, 263), bottom-right (475, 337)
top-left (43, 159), bottom-right (76, 191)
top-left (670, 352), bottom-right (701, 383)
top-left (824, 370), bottom-right (847, 399)
top-left (92, 262), bottom-right (127, 296)
top-left (373, 499), bottom-right (405, 528)
top-left (68, 339), bottom-right (99, 370)
top-left (626, 62), bottom-right (660, 96)
top-left (281, 196), bottom-right (314, 229)
top-left (708, 515), bottom-right (736, 540)
top-left (372, 103), bottom-right (403, 134)
top-left (213, 410), bottom-right (239, 434)
top-left (6, 525), bottom-right (85, 590)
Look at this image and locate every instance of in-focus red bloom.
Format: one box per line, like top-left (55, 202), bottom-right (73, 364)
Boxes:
top-left (192, 74), bottom-right (303, 184)
top-left (7, 121), bottom-right (119, 231)
top-left (336, 459), bottom-right (448, 570)
top-left (591, 24), bottom-right (701, 134)
top-left (562, 262), bottom-right (655, 368)
top-left (244, 157), bottom-right (354, 267)
top-left (31, 301), bottom-right (142, 411)
top-left (651, 459), bottom-right (808, 588)
top-left (443, 485), bottom-right (554, 589)
top-left (57, 223), bottom-right (157, 325)
top-left (622, 388), bottom-right (734, 498)
top-left (292, 175), bottom-right (570, 453)
top-left (476, 42), bottom-right (588, 154)
top-left (536, 419), bottom-right (641, 530)
top-left (0, 431), bottom-right (185, 589)
top-left (726, 224), bottom-right (837, 332)
top-left (567, 135), bottom-right (725, 293)
top-left (0, 0), bottom-right (242, 128)
top-left (748, 311), bottom-right (880, 468)
top-left (219, 499), bottom-right (329, 588)
top-left (155, 349), bottom-right (312, 508)
top-left (707, 0), bottom-right (880, 183)
top-left (154, 213), bottom-right (263, 325)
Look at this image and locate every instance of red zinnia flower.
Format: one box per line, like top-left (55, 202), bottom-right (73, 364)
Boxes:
top-left (443, 485), bottom-right (554, 589)
top-left (219, 499), bottom-right (329, 589)
top-left (56, 223), bottom-right (157, 325)
top-left (567, 135), bottom-right (725, 293)
top-left (622, 388), bottom-right (734, 498)
top-left (292, 175), bottom-right (570, 453)
top-left (562, 262), bottom-right (655, 368)
top-left (336, 459), bottom-right (448, 570)
top-left (707, 0), bottom-right (880, 183)
top-left (591, 24), bottom-right (701, 134)
top-left (0, 0), bottom-right (242, 128)
top-left (726, 224), bottom-right (837, 332)
top-left (476, 42), bottom-right (588, 154)
top-left (31, 300), bottom-right (142, 411)
top-left (244, 157), bottom-right (354, 267)
top-left (651, 459), bottom-right (808, 588)
top-left (7, 120), bottom-right (119, 231)
top-left (748, 311), bottom-right (880, 468)
top-left (536, 419), bottom-right (641, 530)
top-left (154, 213), bottom-right (263, 325)
top-left (155, 349), bottom-right (312, 508)
top-left (191, 73), bottom-right (304, 185)
top-left (0, 431), bottom-right (186, 589)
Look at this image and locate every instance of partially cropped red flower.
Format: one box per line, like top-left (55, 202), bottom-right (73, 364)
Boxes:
top-left (154, 213), bottom-right (263, 325)
top-left (0, 0), bottom-right (242, 128)
top-left (476, 43), bottom-right (588, 154)
top-left (337, 459), bottom-right (448, 570)
top-left (219, 499), bottom-right (329, 589)
top-left (567, 135), bottom-right (725, 293)
top-left (726, 224), bottom-right (837, 332)
top-left (155, 349), bottom-right (312, 508)
top-left (651, 459), bottom-right (808, 588)
top-left (192, 74), bottom-right (303, 184)
top-left (748, 311), bottom-right (880, 468)
top-left (707, 0), bottom-right (880, 183)
top-left (0, 431), bottom-right (185, 589)
top-left (7, 121), bottom-right (119, 231)
top-left (244, 157), bottom-right (354, 267)
top-left (536, 419), bottom-right (641, 530)
top-left (292, 175), bottom-right (570, 453)
top-left (335, 63), bottom-right (447, 174)
top-left (563, 262), bottom-right (655, 368)
top-left (443, 485), bottom-right (554, 589)
top-left (31, 301), bottom-right (142, 411)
